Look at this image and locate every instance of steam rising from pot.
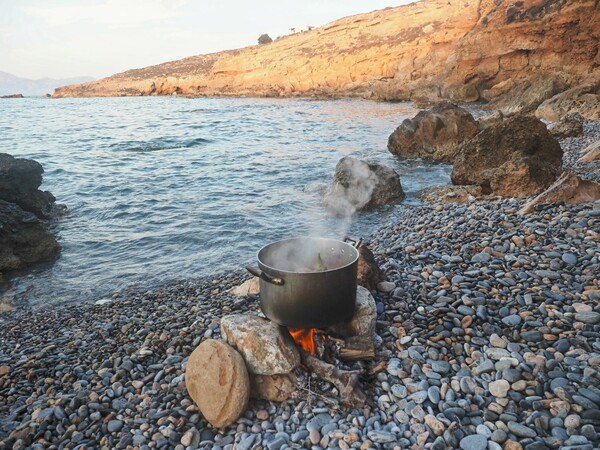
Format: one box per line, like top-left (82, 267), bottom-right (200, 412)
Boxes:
top-left (322, 157), bottom-right (379, 217)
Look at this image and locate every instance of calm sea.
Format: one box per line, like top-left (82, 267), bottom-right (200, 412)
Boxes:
top-left (0, 97), bottom-right (451, 306)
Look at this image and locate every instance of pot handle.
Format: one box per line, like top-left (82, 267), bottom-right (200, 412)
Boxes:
top-left (246, 266), bottom-right (284, 286)
top-left (344, 236), bottom-right (363, 249)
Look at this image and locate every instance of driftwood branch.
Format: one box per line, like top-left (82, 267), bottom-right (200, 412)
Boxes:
top-left (300, 351), bottom-right (366, 407)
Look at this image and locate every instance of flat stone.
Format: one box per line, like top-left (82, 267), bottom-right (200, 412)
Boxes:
top-left (221, 314), bottom-right (300, 375)
top-left (507, 421), bottom-right (537, 438)
top-left (473, 359), bottom-right (494, 375)
top-left (391, 384), bottom-right (407, 398)
top-left (471, 252), bottom-right (491, 263)
top-left (185, 339), bottom-right (250, 428)
top-left (460, 434), bottom-right (488, 450)
top-left (502, 315), bottom-right (522, 326)
top-left (574, 312), bottom-right (600, 324)
top-left (377, 281), bottom-right (396, 293)
top-left (431, 360), bottom-right (451, 374)
top-left (229, 278), bottom-right (260, 296)
top-left (562, 253), bottom-right (578, 265)
top-left (503, 440), bottom-right (523, 450)
top-left (487, 348), bottom-right (511, 360)
top-left (572, 303), bottom-right (592, 313)
top-left (107, 420), bottom-right (123, 433)
top-left (367, 431), bottom-right (397, 443)
top-left (490, 333), bottom-right (507, 348)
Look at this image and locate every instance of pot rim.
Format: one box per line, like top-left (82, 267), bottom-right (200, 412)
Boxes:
top-left (257, 236), bottom-right (359, 275)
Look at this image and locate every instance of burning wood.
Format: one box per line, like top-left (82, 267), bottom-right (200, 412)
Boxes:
top-left (299, 350), bottom-right (367, 408)
top-left (289, 328), bottom-right (321, 355)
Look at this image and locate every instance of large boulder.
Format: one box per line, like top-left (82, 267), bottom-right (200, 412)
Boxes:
top-left (185, 339), bottom-right (250, 428)
top-left (0, 200), bottom-right (60, 272)
top-left (451, 116), bottom-right (563, 197)
top-left (220, 315), bottom-right (300, 375)
top-left (536, 77), bottom-right (600, 122)
top-left (0, 153), bottom-right (56, 219)
top-left (518, 172), bottom-right (600, 215)
top-left (323, 157), bottom-right (404, 215)
top-left (0, 154), bottom-right (61, 278)
top-left (387, 102), bottom-right (478, 162)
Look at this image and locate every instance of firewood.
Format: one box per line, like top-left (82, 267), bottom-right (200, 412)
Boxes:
top-left (367, 361), bottom-right (387, 376)
top-left (300, 351), bottom-right (366, 407)
top-left (339, 335), bottom-right (375, 361)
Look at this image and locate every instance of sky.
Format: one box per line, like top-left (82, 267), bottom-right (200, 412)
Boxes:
top-left (0, 0), bottom-right (413, 80)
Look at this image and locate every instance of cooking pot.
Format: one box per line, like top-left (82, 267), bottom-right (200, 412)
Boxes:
top-left (246, 237), bottom-right (360, 329)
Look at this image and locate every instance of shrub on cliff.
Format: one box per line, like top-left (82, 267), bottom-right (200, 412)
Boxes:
top-left (258, 34), bottom-right (273, 45)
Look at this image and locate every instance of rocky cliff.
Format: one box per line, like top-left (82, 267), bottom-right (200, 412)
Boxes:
top-left (53, 0), bottom-right (599, 114)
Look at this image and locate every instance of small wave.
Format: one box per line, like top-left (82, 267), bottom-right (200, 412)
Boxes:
top-left (110, 137), bottom-right (212, 153)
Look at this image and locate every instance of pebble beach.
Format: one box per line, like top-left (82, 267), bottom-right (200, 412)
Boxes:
top-left (1, 121), bottom-right (599, 450)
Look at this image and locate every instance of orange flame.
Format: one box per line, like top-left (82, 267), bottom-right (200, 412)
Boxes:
top-left (289, 328), bottom-right (319, 355)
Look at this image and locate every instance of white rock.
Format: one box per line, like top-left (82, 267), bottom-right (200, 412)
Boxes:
top-left (221, 314), bottom-right (300, 375)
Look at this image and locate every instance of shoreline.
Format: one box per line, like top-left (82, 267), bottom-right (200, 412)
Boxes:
top-left (1, 195), bottom-right (599, 449)
top-left (1, 112), bottom-right (599, 450)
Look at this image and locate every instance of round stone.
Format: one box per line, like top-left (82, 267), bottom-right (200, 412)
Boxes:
top-left (185, 339), bottom-right (250, 428)
top-left (561, 253), bottom-right (577, 265)
top-left (460, 434), bottom-right (488, 450)
top-left (489, 380), bottom-right (510, 398)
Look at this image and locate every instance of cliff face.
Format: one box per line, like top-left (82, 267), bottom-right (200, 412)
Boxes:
top-left (53, 0), bottom-right (599, 112)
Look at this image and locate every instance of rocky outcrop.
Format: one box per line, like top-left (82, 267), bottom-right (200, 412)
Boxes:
top-left (0, 94), bottom-right (24, 99)
top-left (387, 102), bottom-right (478, 162)
top-left (323, 157), bottom-right (404, 215)
top-left (547, 114), bottom-right (583, 138)
top-left (518, 172), bottom-right (600, 215)
top-left (0, 154), bottom-right (60, 277)
top-left (477, 111), bottom-right (504, 131)
top-left (0, 200), bottom-right (60, 273)
top-left (53, 0), bottom-right (599, 115)
top-left (0, 153), bottom-right (56, 219)
top-left (536, 76), bottom-right (600, 122)
top-left (451, 116), bottom-right (563, 197)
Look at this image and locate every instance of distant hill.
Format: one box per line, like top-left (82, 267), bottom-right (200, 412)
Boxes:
top-left (52, 0), bottom-right (599, 116)
top-left (0, 71), bottom-right (94, 96)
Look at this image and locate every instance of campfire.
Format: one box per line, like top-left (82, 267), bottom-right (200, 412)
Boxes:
top-left (288, 328), bottom-right (321, 355)
top-left (186, 237), bottom-right (383, 428)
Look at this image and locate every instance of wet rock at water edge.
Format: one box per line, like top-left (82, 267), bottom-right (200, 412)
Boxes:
top-left (388, 102), bottom-right (479, 162)
top-left (323, 156), bottom-right (404, 214)
top-left (451, 116), bottom-right (563, 197)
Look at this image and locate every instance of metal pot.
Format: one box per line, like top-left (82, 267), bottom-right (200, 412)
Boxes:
top-left (246, 237), bottom-right (360, 329)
